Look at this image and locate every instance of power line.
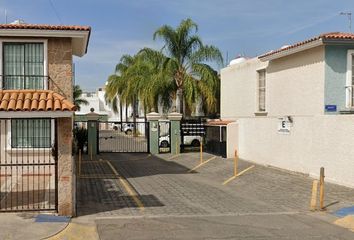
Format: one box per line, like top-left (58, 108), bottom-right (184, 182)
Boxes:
top-left (48, 0), bottom-right (63, 24)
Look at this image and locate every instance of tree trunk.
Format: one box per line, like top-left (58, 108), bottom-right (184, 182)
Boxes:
top-left (143, 101), bottom-right (147, 122)
top-left (176, 88), bottom-right (184, 117)
top-left (119, 100), bottom-right (123, 131)
top-left (133, 97), bottom-right (137, 136)
top-left (125, 103), bottom-right (128, 122)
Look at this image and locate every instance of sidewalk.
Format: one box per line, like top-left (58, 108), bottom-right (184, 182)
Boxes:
top-left (0, 213), bottom-right (68, 240)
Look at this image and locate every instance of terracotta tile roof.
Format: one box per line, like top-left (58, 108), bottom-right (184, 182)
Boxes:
top-left (0, 90), bottom-right (76, 112)
top-left (0, 23), bottom-right (91, 32)
top-left (259, 32), bottom-right (354, 59)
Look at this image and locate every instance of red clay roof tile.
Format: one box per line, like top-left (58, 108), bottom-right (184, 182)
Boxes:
top-left (0, 23), bottom-right (90, 32)
top-left (259, 32), bottom-right (354, 58)
top-left (0, 90), bottom-right (76, 112)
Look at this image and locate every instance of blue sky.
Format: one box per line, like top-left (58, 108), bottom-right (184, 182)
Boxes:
top-left (1, 0), bottom-right (354, 91)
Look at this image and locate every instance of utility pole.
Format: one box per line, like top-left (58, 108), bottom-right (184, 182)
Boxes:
top-left (340, 11), bottom-right (352, 32)
top-left (4, 9), bottom-right (7, 24)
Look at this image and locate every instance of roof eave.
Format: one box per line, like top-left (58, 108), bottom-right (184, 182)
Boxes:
top-left (0, 29), bottom-right (90, 57)
top-left (259, 39), bottom-right (323, 62)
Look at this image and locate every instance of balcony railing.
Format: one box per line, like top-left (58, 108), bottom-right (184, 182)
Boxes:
top-left (0, 75), bottom-right (49, 90)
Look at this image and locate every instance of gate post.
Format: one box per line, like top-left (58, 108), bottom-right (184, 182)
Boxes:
top-left (168, 112), bottom-right (182, 155)
top-left (147, 111), bottom-right (161, 154)
top-left (86, 108), bottom-right (99, 156)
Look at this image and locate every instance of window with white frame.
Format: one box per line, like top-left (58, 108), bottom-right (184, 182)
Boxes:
top-left (346, 50), bottom-right (354, 108)
top-left (257, 69), bottom-right (266, 112)
top-left (3, 42), bottom-right (45, 90)
top-left (11, 119), bottom-right (52, 148)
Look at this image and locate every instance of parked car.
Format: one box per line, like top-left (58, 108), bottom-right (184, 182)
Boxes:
top-left (159, 135), bottom-right (202, 147)
top-left (112, 123), bottom-right (120, 131)
top-left (122, 123), bottom-right (134, 135)
top-left (111, 123), bottom-right (135, 134)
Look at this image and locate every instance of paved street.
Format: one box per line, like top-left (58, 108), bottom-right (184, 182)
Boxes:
top-left (75, 152), bottom-right (354, 239)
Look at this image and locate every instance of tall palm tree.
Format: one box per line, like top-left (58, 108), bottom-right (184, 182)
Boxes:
top-left (153, 18), bottom-right (223, 116)
top-left (106, 54), bottom-right (141, 133)
top-left (73, 85), bottom-right (89, 111)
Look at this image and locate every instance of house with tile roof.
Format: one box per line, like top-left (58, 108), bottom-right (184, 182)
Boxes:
top-left (0, 22), bottom-right (90, 216)
top-left (221, 32), bottom-right (354, 187)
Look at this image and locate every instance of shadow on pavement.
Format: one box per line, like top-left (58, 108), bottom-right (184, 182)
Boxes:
top-left (76, 177), bottom-right (164, 216)
top-left (100, 153), bottom-right (193, 178)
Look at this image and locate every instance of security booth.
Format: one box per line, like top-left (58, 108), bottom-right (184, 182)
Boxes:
top-left (205, 121), bottom-right (231, 158)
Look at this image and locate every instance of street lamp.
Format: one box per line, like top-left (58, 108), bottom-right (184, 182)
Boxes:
top-left (340, 12), bottom-right (352, 32)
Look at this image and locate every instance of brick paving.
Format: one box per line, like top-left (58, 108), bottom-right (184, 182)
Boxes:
top-left (77, 152), bottom-right (354, 218)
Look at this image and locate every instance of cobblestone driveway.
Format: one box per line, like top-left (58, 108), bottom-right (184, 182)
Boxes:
top-left (77, 152), bottom-right (354, 218)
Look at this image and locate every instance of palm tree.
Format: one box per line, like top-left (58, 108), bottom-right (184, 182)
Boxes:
top-left (73, 85), bottom-right (89, 111)
top-left (106, 54), bottom-right (141, 134)
top-left (153, 18), bottom-right (223, 116)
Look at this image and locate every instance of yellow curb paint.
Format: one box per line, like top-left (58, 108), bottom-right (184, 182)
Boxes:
top-left (45, 223), bottom-right (99, 240)
top-left (222, 165), bottom-right (255, 185)
top-left (188, 156), bottom-right (217, 173)
top-left (334, 215), bottom-right (354, 232)
top-left (222, 175), bottom-right (237, 185)
top-left (105, 160), bottom-right (145, 211)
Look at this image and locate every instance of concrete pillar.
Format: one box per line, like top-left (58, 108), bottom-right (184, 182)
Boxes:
top-left (147, 112), bottom-right (161, 154)
top-left (168, 112), bottom-right (183, 155)
top-left (57, 117), bottom-right (74, 216)
top-left (86, 108), bottom-right (99, 155)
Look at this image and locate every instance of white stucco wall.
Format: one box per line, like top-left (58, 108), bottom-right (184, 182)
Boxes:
top-left (221, 45), bottom-right (354, 186)
top-left (220, 58), bottom-right (267, 119)
top-left (237, 115), bottom-right (354, 187)
top-left (226, 122), bottom-right (239, 158)
top-left (267, 46), bottom-right (325, 116)
top-left (221, 46), bottom-right (325, 119)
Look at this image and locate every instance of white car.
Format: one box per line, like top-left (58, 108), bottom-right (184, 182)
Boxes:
top-left (122, 123), bottom-right (134, 135)
top-left (159, 135), bottom-right (202, 148)
top-left (112, 123), bottom-right (134, 135)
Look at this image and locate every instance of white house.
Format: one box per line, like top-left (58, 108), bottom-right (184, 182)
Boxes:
top-left (221, 32), bottom-right (354, 187)
top-left (76, 87), bottom-right (146, 122)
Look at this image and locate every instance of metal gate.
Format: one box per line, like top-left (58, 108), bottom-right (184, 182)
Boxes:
top-left (158, 120), bottom-right (171, 153)
top-left (181, 120), bottom-right (205, 152)
top-left (0, 119), bottom-right (57, 212)
top-left (98, 121), bottom-right (149, 153)
top-left (205, 125), bottom-right (227, 158)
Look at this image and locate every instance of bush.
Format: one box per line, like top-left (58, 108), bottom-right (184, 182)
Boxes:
top-left (73, 127), bottom-right (88, 152)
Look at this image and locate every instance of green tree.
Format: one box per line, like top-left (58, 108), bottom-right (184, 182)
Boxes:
top-left (73, 85), bottom-right (89, 111)
top-left (153, 18), bottom-right (223, 116)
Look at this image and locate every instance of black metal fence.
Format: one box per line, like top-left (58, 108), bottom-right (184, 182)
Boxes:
top-left (180, 120), bottom-right (205, 152)
top-left (0, 118), bottom-right (57, 212)
top-left (98, 121), bottom-right (149, 153)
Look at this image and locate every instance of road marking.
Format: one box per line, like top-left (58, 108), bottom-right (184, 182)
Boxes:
top-left (334, 215), bottom-right (354, 232)
top-left (188, 156), bottom-right (217, 173)
top-left (105, 159), bottom-right (145, 211)
top-left (222, 165), bottom-right (255, 185)
top-left (167, 154), bottom-right (180, 160)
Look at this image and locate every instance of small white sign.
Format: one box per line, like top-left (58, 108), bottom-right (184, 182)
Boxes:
top-left (278, 117), bottom-right (291, 135)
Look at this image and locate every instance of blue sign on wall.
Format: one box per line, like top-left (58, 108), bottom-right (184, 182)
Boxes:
top-left (325, 105), bottom-right (337, 112)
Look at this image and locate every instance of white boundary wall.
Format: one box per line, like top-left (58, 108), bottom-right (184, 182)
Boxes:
top-left (228, 115), bottom-right (354, 187)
